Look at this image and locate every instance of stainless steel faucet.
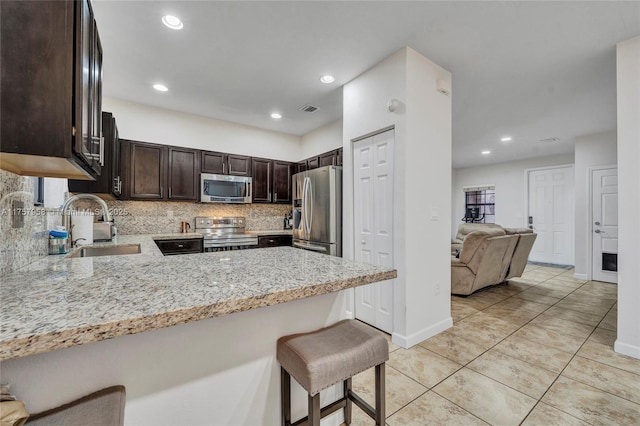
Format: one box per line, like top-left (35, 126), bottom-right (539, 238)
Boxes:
top-left (60, 194), bottom-right (114, 243)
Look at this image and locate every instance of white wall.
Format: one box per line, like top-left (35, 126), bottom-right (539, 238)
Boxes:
top-left (300, 119), bottom-right (342, 159)
top-left (573, 131), bottom-right (617, 277)
top-left (615, 36), bottom-right (640, 360)
top-left (103, 98), bottom-right (302, 162)
top-left (452, 153), bottom-right (575, 238)
top-left (343, 47), bottom-right (453, 347)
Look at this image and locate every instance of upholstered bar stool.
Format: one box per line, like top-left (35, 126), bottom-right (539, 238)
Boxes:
top-left (277, 319), bottom-right (389, 426)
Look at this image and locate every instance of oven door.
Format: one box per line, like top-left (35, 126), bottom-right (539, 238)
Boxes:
top-left (201, 174), bottom-right (252, 203)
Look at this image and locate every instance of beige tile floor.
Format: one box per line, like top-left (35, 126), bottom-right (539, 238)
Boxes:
top-left (347, 264), bottom-right (640, 425)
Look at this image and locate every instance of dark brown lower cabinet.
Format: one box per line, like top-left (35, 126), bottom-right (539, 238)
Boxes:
top-left (258, 235), bottom-right (292, 248)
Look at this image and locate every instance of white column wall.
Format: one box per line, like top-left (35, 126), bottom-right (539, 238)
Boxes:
top-left (103, 97), bottom-right (302, 162)
top-left (343, 47), bottom-right (452, 347)
top-left (615, 36), bottom-right (640, 359)
top-left (573, 131), bottom-right (617, 278)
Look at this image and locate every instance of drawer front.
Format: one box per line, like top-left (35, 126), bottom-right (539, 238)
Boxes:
top-left (155, 238), bottom-right (203, 255)
top-left (258, 235), bottom-right (292, 248)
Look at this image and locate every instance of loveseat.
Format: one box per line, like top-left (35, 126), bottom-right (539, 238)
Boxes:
top-left (451, 224), bottom-right (537, 295)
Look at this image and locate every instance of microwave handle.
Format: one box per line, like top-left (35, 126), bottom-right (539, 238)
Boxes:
top-left (246, 181), bottom-right (251, 199)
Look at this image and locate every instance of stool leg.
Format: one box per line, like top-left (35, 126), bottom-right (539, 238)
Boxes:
top-left (344, 378), bottom-right (352, 425)
top-left (375, 363), bottom-right (385, 425)
top-left (308, 393), bottom-right (320, 426)
top-left (281, 368), bottom-right (291, 426)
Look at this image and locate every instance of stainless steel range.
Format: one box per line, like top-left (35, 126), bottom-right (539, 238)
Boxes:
top-left (195, 216), bottom-right (258, 252)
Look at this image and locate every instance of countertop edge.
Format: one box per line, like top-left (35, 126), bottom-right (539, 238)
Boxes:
top-left (0, 270), bottom-right (396, 360)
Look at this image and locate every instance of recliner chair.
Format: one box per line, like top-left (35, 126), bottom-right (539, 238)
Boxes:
top-left (451, 230), bottom-right (518, 295)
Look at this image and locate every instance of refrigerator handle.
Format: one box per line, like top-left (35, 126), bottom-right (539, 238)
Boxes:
top-left (308, 178), bottom-right (313, 234)
top-left (302, 177), bottom-right (309, 234)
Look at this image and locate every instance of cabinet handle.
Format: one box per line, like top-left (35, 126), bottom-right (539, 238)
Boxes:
top-left (274, 192), bottom-right (277, 202)
top-left (99, 135), bottom-right (105, 166)
top-left (223, 163), bottom-right (225, 174)
top-left (169, 187), bottom-right (172, 198)
top-left (160, 187), bottom-right (163, 198)
top-left (268, 192), bottom-right (271, 202)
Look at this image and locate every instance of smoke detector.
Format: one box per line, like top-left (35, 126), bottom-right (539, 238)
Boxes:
top-left (299, 104), bottom-right (319, 113)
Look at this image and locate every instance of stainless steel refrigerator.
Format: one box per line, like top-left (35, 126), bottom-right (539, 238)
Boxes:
top-left (292, 165), bottom-right (342, 256)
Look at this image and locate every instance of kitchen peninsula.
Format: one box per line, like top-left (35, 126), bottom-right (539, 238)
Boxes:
top-left (0, 237), bottom-right (396, 425)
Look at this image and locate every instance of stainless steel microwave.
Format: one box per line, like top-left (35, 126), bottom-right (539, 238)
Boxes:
top-left (200, 173), bottom-right (252, 203)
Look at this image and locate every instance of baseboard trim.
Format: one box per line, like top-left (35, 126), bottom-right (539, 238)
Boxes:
top-left (345, 310), bottom-right (355, 320)
top-left (573, 272), bottom-right (589, 280)
top-left (614, 340), bottom-right (640, 359)
top-left (391, 317), bottom-right (453, 348)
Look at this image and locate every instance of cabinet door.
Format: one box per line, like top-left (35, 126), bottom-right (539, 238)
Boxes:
top-left (252, 158), bottom-right (271, 203)
top-left (336, 148), bottom-right (343, 166)
top-left (258, 235), bottom-right (292, 248)
top-left (319, 151), bottom-right (337, 167)
top-left (89, 20), bottom-right (103, 175)
top-left (307, 156), bottom-right (320, 170)
top-left (297, 162), bottom-right (307, 174)
top-left (168, 147), bottom-right (199, 200)
top-left (201, 151), bottom-right (226, 174)
top-left (130, 142), bottom-right (166, 199)
top-left (272, 161), bottom-right (292, 204)
top-left (228, 154), bottom-right (252, 176)
top-left (74, 0), bottom-right (94, 168)
top-left (68, 111), bottom-right (117, 196)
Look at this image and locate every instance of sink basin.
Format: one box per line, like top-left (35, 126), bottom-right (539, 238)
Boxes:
top-left (67, 244), bottom-right (141, 258)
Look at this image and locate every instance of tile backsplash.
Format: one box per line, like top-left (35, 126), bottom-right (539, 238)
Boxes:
top-left (88, 200), bottom-right (291, 235)
top-left (1, 168), bottom-right (291, 275)
top-left (0, 169), bottom-right (61, 275)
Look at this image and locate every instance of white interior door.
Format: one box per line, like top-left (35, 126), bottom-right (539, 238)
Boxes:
top-left (527, 166), bottom-right (575, 265)
top-left (592, 168), bottom-right (618, 283)
top-left (353, 129), bottom-right (394, 333)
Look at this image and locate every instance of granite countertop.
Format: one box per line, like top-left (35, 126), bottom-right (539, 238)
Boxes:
top-left (0, 235), bottom-right (396, 360)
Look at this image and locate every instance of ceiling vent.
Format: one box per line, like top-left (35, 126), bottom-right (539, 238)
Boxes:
top-left (540, 137), bottom-right (560, 143)
top-left (299, 104), bottom-right (319, 113)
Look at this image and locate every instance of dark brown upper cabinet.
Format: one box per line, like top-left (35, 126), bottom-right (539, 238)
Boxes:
top-left (228, 154), bottom-right (252, 176)
top-left (0, 0), bottom-right (103, 180)
top-left (336, 148), bottom-right (343, 166)
top-left (252, 158), bottom-right (293, 204)
top-left (168, 147), bottom-right (199, 200)
top-left (68, 112), bottom-right (121, 198)
top-left (121, 140), bottom-right (199, 201)
top-left (272, 161), bottom-right (293, 204)
top-left (251, 158), bottom-right (272, 203)
top-left (306, 156), bottom-right (320, 170)
top-left (297, 161), bottom-right (308, 174)
top-left (128, 141), bottom-right (166, 200)
top-left (201, 151), bottom-right (251, 176)
top-left (319, 151), bottom-right (337, 167)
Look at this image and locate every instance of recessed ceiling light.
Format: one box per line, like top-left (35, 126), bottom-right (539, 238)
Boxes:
top-left (162, 15), bottom-right (183, 30)
top-left (270, 113), bottom-right (282, 119)
top-left (481, 150), bottom-right (491, 155)
top-left (500, 136), bottom-right (512, 142)
top-left (320, 75), bottom-right (335, 84)
top-left (153, 83), bottom-right (168, 92)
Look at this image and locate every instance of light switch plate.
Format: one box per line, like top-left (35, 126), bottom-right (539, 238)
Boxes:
top-left (12, 200), bottom-right (25, 228)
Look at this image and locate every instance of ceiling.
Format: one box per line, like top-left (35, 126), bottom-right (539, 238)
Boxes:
top-left (92, 1), bottom-right (639, 168)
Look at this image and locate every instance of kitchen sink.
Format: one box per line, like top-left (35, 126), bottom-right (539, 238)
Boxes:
top-left (67, 244), bottom-right (141, 258)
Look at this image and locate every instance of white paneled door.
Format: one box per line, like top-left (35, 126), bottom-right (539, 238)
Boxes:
top-left (592, 168), bottom-right (618, 283)
top-left (527, 166), bottom-right (575, 265)
top-left (353, 129), bottom-right (394, 333)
